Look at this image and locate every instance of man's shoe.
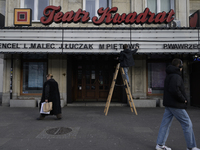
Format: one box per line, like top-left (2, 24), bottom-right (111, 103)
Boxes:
top-left (187, 147), bottom-right (200, 150)
top-left (55, 114), bottom-right (62, 120)
top-left (36, 115), bottom-right (45, 120)
top-left (156, 144), bottom-right (172, 150)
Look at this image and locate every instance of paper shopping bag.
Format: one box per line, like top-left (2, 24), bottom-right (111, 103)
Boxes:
top-left (43, 102), bottom-right (53, 112)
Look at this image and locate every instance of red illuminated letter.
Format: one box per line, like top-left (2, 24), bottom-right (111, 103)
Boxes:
top-left (154, 12), bottom-right (167, 23)
top-left (125, 12), bottom-right (137, 24)
top-left (74, 9), bottom-right (90, 23)
top-left (113, 13), bottom-right (126, 24)
top-left (166, 9), bottom-right (175, 23)
top-left (40, 6), bottom-right (61, 25)
top-left (136, 8), bottom-right (149, 24)
top-left (54, 12), bottom-right (63, 23)
top-left (147, 12), bottom-right (155, 23)
top-left (92, 7), bottom-right (118, 25)
top-left (62, 11), bottom-right (74, 23)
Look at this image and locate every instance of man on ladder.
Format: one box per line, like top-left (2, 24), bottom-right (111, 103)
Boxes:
top-left (104, 44), bottom-right (139, 116)
top-left (117, 44), bottom-right (139, 87)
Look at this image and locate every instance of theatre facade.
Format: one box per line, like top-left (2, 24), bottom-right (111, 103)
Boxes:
top-left (0, 0), bottom-right (200, 107)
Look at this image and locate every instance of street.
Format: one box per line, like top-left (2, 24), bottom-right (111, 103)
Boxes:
top-left (0, 106), bottom-right (199, 150)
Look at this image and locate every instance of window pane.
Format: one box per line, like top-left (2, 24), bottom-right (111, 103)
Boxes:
top-left (161, 0), bottom-right (170, 12)
top-left (99, 0), bottom-right (111, 9)
top-left (38, 0), bottom-right (49, 20)
top-left (24, 0), bottom-right (34, 20)
top-left (147, 0), bottom-right (157, 13)
top-left (99, 0), bottom-right (107, 8)
top-left (86, 0), bottom-right (95, 19)
top-left (109, 0), bottom-right (111, 8)
top-left (86, 70), bottom-right (90, 84)
top-left (23, 62), bottom-right (47, 94)
top-left (0, 0), bottom-right (6, 16)
top-left (148, 63), bottom-right (167, 94)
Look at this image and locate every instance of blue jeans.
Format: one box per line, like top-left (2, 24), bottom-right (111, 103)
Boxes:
top-left (123, 67), bottom-right (129, 84)
top-left (157, 107), bottom-right (196, 149)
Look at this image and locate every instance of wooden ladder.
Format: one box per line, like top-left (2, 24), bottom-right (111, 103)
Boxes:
top-left (104, 63), bottom-right (138, 116)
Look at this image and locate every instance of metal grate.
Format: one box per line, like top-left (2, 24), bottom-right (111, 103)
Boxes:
top-left (46, 127), bottom-right (72, 135)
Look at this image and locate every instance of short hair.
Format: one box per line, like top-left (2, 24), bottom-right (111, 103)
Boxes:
top-left (46, 74), bottom-right (53, 78)
top-left (123, 44), bottom-right (128, 49)
top-left (172, 58), bottom-right (183, 68)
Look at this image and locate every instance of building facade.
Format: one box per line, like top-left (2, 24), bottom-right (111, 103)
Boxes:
top-left (0, 0), bottom-right (200, 108)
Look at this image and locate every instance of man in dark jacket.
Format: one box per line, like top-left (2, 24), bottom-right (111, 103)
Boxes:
top-left (155, 59), bottom-right (199, 150)
top-left (37, 74), bottom-right (62, 120)
top-left (118, 44), bottom-right (138, 85)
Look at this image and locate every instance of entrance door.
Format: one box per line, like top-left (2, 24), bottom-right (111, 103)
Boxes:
top-left (74, 55), bottom-right (122, 102)
top-left (190, 61), bottom-right (200, 107)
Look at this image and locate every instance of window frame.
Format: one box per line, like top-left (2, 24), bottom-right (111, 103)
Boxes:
top-left (20, 59), bottom-right (48, 96)
top-left (145, 0), bottom-right (175, 13)
top-left (83, 0), bottom-right (111, 21)
top-left (20, 0), bottom-right (49, 22)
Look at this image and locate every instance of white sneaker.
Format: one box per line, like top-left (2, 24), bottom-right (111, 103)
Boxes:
top-left (156, 144), bottom-right (172, 150)
top-left (187, 147), bottom-right (200, 150)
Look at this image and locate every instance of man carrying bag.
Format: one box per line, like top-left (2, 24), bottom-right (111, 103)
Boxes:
top-left (37, 74), bottom-right (62, 120)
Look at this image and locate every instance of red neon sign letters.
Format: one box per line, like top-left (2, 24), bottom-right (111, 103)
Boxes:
top-left (40, 6), bottom-right (175, 25)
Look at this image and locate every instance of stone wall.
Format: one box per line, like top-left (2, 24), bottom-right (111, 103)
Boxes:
top-left (175, 0), bottom-right (190, 27)
top-left (190, 0), bottom-right (200, 14)
top-left (2, 57), bottom-right (11, 106)
top-left (131, 57), bottom-right (146, 98)
top-left (48, 55), bottom-right (67, 104)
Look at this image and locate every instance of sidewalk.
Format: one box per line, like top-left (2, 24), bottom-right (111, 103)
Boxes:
top-left (0, 106), bottom-right (199, 150)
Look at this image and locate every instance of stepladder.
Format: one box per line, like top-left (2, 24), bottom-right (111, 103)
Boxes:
top-left (104, 63), bottom-right (138, 116)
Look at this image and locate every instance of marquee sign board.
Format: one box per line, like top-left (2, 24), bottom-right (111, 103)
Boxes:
top-left (40, 6), bottom-right (175, 25)
top-left (0, 28), bottom-right (199, 54)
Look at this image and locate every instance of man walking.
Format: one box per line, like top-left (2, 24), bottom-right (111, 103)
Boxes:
top-left (37, 74), bottom-right (62, 120)
top-left (155, 59), bottom-right (199, 150)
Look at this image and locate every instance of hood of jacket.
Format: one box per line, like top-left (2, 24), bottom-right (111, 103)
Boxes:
top-left (166, 65), bottom-right (181, 76)
top-left (123, 49), bottom-right (131, 53)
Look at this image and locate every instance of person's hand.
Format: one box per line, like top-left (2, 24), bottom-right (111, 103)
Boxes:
top-left (136, 46), bottom-right (139, 49)
top-left (185, 100), bottom-right (187, 103)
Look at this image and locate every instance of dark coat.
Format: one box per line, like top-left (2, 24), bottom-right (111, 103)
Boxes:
top-left (40, 79), bottom-right (61, 115)
top-left (163, 65), bottom-right (187, 109)
top-left (119, 48), bottom-right (138, 67)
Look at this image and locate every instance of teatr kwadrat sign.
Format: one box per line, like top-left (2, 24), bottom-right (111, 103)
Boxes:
top-left (40, 6), bottom-right (175, 25)
top-left (3, 6), bottom-right (199, 54)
